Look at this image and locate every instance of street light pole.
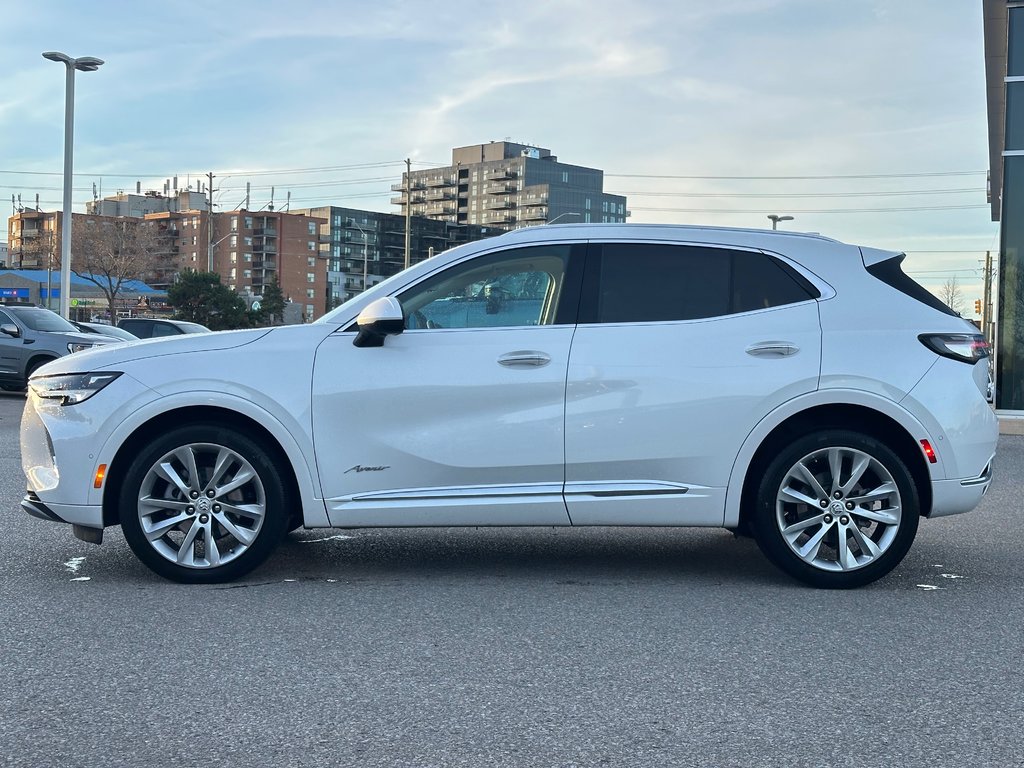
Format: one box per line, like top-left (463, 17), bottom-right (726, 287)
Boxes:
top-left (43, 51), bottom-right (104, 319)
top-left (767, 214), bottom-right (794, 231)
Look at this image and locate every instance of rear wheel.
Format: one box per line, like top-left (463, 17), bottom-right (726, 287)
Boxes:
top-left (752, 430), bottom-right (920, 589)
top-left (119, 424), bottom-right (289, 583)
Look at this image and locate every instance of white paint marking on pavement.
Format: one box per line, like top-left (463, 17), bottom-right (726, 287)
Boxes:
top-left (298, 534), bottom-right (355, 543)
top-left (70, 577), bottom-right (91, 582)
top-left (916, 584), bottom-right (945, 591)
top-left (940, 573), bottom-right (965, 579)
top-left (64, 557), bottom-right (86, 574)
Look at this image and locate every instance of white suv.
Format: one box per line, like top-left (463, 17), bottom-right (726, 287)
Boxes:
top-left (20, 224), bottom-right (998, 588)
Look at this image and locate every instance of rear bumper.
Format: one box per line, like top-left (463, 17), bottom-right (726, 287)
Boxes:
top-left (927, 459), bottom-right (994, 518)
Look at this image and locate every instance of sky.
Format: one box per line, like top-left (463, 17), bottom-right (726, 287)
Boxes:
top-left (0, 0), bottom-right (1000, 311)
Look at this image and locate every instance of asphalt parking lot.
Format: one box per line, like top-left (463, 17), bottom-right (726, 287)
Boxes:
top-left (1, 390), bottom-right (1022, 768)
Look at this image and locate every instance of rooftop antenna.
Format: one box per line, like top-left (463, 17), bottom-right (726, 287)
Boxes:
top-left (245, 182), bottom-right (250, 210)
top-left (11, 195), bottom-right (16, 214)
top-left (92, 182), bottom-right (98, 201)
top-left (173, 176), bottom-right (178, 192)
top-left (284, 190), bottom-right (290, 212)
top-left (268, 186), bottom-right (275, 212)
top-left (35, 193), bottom-right (40, 210)
top-left (136, 181), bottom-right (141, 194)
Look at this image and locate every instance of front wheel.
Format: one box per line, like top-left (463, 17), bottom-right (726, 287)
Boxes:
top-left (751, 430), bottom-right (920, 589)
top-left (119, 425), bottom-right (289, 583)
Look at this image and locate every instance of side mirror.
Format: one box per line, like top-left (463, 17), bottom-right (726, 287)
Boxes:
top-left (353, 296), bottom-right (405, 348)
top-left (0, 323), bottom-right (20, 339)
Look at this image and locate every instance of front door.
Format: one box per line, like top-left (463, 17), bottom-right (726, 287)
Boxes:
top-left (311, 243), bottom-right (584, 527)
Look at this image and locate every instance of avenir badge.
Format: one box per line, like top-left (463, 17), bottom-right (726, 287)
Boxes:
top-left (344, 464), bottom-right (390, 474)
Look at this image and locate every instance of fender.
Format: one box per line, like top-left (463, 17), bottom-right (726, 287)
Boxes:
top-left (88, 390), bottom-right (330, 527)
top-left (723, 388), bottom-right (941, 528)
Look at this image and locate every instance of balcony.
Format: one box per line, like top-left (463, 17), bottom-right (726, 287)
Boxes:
top-left (485, 183), bottom-right (518, 195)
top-left (486, 198), bottom-right (516, 210)
top-left (424, 189), bottom-right (453, 201)
top-left (391, 181), bottom-right (426, 192)
top-left (252, 227), bottom-right (277, 237)
top-left (424, 176), bottom-right (455, 188)
top-left (486, 168), bottom-right (518, 181)
top-left (521, 207), bottom-right (548, 221)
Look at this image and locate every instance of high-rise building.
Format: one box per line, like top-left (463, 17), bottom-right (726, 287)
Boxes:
top-left (293, 206), bottom-right (500, 306)
top-left (984, 0), bottom-right (1024, 412)
top-left (6, 209), bottom-right (62, 269)
top-left (145, 208), bottom-right (331, 321)
top-left (391, 141), bottom-right (628, 230)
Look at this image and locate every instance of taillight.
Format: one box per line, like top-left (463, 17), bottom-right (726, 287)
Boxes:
top-left (918, 333), bottom-right (990, 364)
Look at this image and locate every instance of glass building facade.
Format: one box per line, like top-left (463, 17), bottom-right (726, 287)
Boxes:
top-left (986, 0), bottom-right (1024, 410)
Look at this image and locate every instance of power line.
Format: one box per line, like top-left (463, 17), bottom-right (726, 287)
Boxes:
top-left (0, 160), bottom-right (407, 179)
top-left (629, 204), bottom-right (990, 214)
top-left (607, 170), bottom-right (987, 180)
top-left (610, 187), bottom-right (986, 199)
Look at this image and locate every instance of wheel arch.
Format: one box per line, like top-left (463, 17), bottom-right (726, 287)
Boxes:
top-left (728, 398), bottom-right (935, 531)
top-left (101, 404), bottom-right (316, 528)
top-left (26, 353), bottom-right (59, 377)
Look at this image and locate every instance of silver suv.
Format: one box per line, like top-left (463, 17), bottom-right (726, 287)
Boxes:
top-left (0, 303), bottom-right (119, 391)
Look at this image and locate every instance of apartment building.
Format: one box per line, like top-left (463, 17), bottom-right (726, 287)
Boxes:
top-left (392, 141), bottom-right (628, 231)
top-left (86, 187), bottom-right (209, 217)
top-left (144, 209), bottom-right (330, 321)
top-left (293, 206), bottom-right (500, 306)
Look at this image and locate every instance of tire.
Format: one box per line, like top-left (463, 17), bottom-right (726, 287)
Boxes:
top-left (119, 424), bottom-right (289, 583)
top-left (751, 430), bottom-right (920, 589)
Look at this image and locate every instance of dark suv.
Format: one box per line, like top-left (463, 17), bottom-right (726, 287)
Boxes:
top-left (0, 304), bottom-right (118, 390)
top-left (117, 318), bottom-right (210, 339)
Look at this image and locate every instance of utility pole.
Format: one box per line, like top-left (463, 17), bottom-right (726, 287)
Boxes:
top-left (206, 171), bottom-right (216, 272)
top-left (404, 158), bottom-right (412, 270)
top-left (983, 250), bottom-right (994, 345)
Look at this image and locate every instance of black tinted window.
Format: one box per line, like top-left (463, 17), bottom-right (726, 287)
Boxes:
top-left (588, 244), bottom-right (815, 324)
top-left (731, 250), bottom-right (818, 313)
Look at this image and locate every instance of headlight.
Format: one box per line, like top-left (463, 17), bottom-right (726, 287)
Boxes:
top-left (28, 372), bottom-right (122, 405)
top-left (68, 342), bottom-right (96, 354)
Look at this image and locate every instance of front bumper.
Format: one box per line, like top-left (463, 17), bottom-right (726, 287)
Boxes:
top-left (21, 372), bottom-right (159, 528)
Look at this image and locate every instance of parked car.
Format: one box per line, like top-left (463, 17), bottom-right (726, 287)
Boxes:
top-left (20, 224), bottom-right (998, 587)
top-left (71, 321), bottom-right (139, 342)
top-left (0, 303), bottom-right (119, 391)
top-left (117, 317), bottom-right (210, 339)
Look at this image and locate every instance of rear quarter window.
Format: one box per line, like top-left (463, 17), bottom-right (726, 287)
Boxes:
top-left (865, 254), bottom-right (958, 317)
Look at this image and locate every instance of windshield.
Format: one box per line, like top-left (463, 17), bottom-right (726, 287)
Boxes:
top-left (12, 308), bottom-right (80, 333)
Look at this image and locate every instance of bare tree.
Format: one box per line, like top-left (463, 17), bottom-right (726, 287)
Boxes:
top-left (70, 217), bottom-right (163, 321)
top-left (938, 276), bottom-right (965, 315)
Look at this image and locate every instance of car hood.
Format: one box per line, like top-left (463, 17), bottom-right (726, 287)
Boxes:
top-left (36, 327), bottom-right (276, 376)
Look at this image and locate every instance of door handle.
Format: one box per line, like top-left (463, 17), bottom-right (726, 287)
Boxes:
top-left (745, 341), bottom-right (799, 357)
top-left (498, 350), bottom-right (552, 368)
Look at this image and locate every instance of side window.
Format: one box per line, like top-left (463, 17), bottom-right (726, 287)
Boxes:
top-left (587, 244), bottom-right (815, 324)
top-left (592, 244), bottom-right (729, 323)
top-left (398, 245), bottom-right (574, 330)
top-left (151, 323), bottom-right (180, 337)
top-left (731, 250), bottom-right (818, 312)
top-left (0, 309), bottom-right (15, 326)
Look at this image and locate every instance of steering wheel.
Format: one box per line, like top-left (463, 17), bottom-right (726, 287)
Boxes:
top-left (411, 311), bottom-right (443, 330)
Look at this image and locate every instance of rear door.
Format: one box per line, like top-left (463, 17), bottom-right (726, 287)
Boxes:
top-left (564, 241), bottom-right (822, 526)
